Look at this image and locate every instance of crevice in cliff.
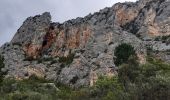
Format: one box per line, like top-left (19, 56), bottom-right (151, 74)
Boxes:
top-left (41, 25), bottom-right (57, 56)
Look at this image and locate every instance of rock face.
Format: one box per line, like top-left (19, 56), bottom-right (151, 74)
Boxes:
top-left (0, 0), bottom-right (170, 87)
top-left (123, 0), bottom-right (170, 37)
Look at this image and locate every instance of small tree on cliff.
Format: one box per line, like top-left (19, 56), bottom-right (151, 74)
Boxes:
top-left (114, 43), bottom-right (136, 66)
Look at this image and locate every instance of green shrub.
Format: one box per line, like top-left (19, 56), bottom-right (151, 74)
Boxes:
top-left (136, 60), bottom-right (170, 100)
top-left (154, 35), bottom-right (170, 44)
top-left (114, 43), bottom-right (136, 66)
top-left (12, 43), bottom-right (22, 46)
top-left (162, 35), bottom-right (170, 41)
top-left (41, 57), bottom-right (54, 62)
top-left (59, 53), bottom-right (75, 65)
top-left (118, 56), bottom-right (170, 100)
top-left (0, 76), bottom-right (89, 100)
top-left (37, 57), bottom-right (58, 65)
top-left (23, 56), bottom-right (37, 61)
top-left (118, 56), bottom-right (140, 88)
top-left (0, 55), bottom-right (4, 68)
top-left (0, 55), bottom-right (5, 83)
top-left (9, 92), bottom-right (30, 100)
top-left (0, 76), bottom-right (59, 100)
top-left (89, 76), bottom-right (127, 100)
top-left (154, 36), bottom-right (161, 41)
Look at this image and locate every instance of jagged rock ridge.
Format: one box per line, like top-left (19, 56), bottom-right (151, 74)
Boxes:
top-left (0, 0), bottom-right (170, 87)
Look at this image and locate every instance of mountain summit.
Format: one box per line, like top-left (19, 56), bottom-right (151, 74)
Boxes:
top-left (0, 0), bottom-right (170, 87)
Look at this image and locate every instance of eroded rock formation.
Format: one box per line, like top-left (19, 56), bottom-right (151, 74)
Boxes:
top-left (0, 0), bottom-right (170, 87)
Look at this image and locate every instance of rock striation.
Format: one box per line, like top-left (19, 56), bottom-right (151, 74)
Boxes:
top-left (0, 0), bottom-right (170, 87)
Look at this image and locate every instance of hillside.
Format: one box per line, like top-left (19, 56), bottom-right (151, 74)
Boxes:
top-left (0, 0), bottom-right (170, 99)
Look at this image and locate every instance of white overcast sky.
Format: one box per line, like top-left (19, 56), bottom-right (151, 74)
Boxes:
top-left (0, 0), bottom-right (136, 46)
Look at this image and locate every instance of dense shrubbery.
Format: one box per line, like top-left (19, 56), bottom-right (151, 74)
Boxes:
top-left (0, 75), bottom-right (59, 100)
top-left (88, 76), bottom-right (127, 100)
top-left (118, 56), bottom-right (170, 100)
top-left (114, 43), bottom-right (136, 66)
top-left (0, 75), bottom-right (89, 100)
top-left (85, 56), bottom-right (170, 100)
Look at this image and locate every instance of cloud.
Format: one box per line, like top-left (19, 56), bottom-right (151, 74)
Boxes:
top-left (0, 0), bottom-right (136, 46)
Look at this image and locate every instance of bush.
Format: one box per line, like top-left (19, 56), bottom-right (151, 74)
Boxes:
top-left (118, 56), bottom-right (170, 100)
top-left (37, 57), bottom-right (57, 64)
top-left (59, 53), bottom-right (75, 65)
top-left (0, 76), bottom-right (89, 100)
top-left (154, 35), bottom-right (170, 44)
top-left (118, 56), bottom-right (140, 88)
top-left (0, 76), bottom-right (58, 100)
top-left (89, 76), bottom-right (127, 100)
top-left (114, 43), bottom-right (136, 66)
top-left (0, 55), bottom-right (4, 68)
top-left (136, 60), bottom-right (170, 100)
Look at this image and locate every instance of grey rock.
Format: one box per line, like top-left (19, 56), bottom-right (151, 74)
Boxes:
top-left (1, 0), bottom-right (170, 87)
top-left (11, 12), bottom-right (51, 45)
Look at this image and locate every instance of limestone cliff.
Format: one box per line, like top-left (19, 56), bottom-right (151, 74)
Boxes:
top-left (0, 0), bottom-right (170, 87)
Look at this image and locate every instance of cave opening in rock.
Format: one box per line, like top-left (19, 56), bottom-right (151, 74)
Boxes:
top-left (41, 25), bottom-right (56, 55)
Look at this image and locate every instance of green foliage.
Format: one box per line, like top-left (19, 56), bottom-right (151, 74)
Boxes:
top-left (12, 43), bottom-right (22, 46)
top-left (59, 53), bottom-right (75, 65)
top-left (137, 63), bottom-right (170, 100)
top-left (162, 35), bottom-right (170, 41)
top-left (114, 43), bottom-right (136, 66)
top-left (118, 56), bottom-right (140, 88)
top-left (154, 36), bottom-right (161, 41)
top-left (23, 56), bottom-right (36, 61)
top-left (0, 55), bottom-right (5, 83)
top-left (0, 76), bottom-right (58, 100)
top-left (37, 57), bottom-right (57, 64)
top-left (56, 83), bottom-right (88, 100)
top-left (0, 76), bottom-right (89, 100)
top-left (0, 55), bottom-right (4, 68)
top-left (118, 56), bottom-right (170, 100)
top-left (90, 76), bottom-right (127, 100)
top-left (154, 35), bottom-right (170, 44)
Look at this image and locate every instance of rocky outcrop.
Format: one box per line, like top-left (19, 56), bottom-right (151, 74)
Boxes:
top-left (11, 12), bottom-right (51, 59)
top-left (123, 0), bottom-right (170, 38)
top-left (0, 0), bottom-right (170, 87)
